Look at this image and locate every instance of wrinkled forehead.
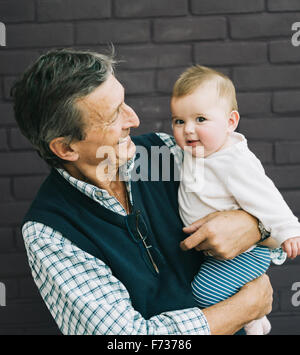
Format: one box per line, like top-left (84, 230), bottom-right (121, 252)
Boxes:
top-left (75, 74), bottom-right (124, 124)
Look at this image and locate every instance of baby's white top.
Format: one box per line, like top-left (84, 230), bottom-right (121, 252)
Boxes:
top-left (178, 132), bottom-right (300, 245)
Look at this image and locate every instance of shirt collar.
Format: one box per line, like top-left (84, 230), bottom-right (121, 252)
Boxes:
top-left (56, 156), bottom-right (135, 202)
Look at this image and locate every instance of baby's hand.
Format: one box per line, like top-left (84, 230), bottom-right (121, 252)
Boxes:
top-left (282, 237), bottom-right (300, 259)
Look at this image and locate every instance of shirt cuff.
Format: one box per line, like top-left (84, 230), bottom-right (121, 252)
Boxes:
top-left (158, 308), bottom-right (211, 335)
top-left (270, 248), bottom-right (287, 265)
top-left (272, 226), bottom-right (300, 245)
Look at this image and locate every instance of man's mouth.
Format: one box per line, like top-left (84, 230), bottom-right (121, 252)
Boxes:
top-left (118, 136), bottom-right (131, 145)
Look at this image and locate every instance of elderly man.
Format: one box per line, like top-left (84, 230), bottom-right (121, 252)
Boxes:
top-left (11, 49), bottom-right (272, 335)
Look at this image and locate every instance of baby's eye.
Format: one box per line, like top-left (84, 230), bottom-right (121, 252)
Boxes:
top-left (196, 116), bottom-right (206, 123)
top-left (174, 119), bottom-right (184, 125)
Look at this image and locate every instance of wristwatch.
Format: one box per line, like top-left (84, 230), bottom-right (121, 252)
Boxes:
top-left (258, 221), bottom-right (271, 242)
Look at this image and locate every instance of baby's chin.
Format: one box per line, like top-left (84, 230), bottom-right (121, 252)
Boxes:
top-left (192, 147), bottom-right (208, 158)
top-left (182, 144), bottom-right (206, 158)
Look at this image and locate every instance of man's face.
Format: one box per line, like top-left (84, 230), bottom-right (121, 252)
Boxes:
top-left (71, 74), bottom-right (140, 173)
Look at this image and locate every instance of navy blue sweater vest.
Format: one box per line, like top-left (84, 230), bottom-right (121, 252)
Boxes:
top-left (23, 133), bottom-right (204, 319)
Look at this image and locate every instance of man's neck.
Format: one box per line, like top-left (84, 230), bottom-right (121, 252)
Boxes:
top-left (62, 161), bottom-right (131, 214)
top-left (62, 162), bottom-right (122, 193)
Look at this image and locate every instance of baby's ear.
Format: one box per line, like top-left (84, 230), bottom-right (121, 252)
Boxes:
top-left (228, 110), bottom-right (240, 133)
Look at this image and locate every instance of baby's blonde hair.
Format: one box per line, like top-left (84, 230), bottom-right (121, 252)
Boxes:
top-left (172, 65), bottom-right (238, 112)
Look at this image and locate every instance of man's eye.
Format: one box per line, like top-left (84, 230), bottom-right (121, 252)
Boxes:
top-left (113, 106), bottom-right (122, 120)
top-left (174, 119), bottom-right (184, 125)
top-left (196, 116), bottom-right (206, 123)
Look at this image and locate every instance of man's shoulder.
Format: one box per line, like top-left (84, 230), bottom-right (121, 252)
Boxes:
top-left (133, 132), bottom-right (183, 162)
top-left (131, 132), bottom-right (174, 148)
top-left (155, 132), bottom-right (177, 150)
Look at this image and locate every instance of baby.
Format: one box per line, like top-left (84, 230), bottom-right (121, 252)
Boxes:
top-left (171, 65), bottom-right (300, 335)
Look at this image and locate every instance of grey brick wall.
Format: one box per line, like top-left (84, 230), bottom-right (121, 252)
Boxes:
top-left (0, 0), bottom-right (299, 335)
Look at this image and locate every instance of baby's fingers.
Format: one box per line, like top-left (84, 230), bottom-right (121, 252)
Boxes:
top-left (290, 240), bottom-right (299, 259)
top-left (282, 238), bottom-right (300, 259)
top-left (296, 241), bottom-right (300, 257)
top-left (291, 245), bottom-right (298, 259)
top-left (282, 242), bottom-right (292, 258)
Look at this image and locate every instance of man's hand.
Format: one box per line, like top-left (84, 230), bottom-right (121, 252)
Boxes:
top-left (180, 210), bottom-right (261, 260)
top-left (202, 274), bottom-right (273, 335)
top-left (240, 274), bottom-right (273, 319)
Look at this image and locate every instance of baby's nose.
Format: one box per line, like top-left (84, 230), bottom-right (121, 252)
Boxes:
top-left (184, 122), bottom-right (195, 134)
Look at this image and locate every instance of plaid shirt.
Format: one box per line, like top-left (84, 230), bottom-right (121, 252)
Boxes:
top-left (22, 133), bottom-right (210, 335)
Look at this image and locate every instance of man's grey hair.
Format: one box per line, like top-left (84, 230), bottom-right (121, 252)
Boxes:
top-left (11, 48), bottom-right (116, 168)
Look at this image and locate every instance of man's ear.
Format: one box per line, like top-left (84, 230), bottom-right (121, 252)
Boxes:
top-left (49, 137), bottom-right (79, 162)
top-left (228, 110), bottom-right (240, 133)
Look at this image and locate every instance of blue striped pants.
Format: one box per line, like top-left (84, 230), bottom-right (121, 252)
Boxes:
top-left (192, 245), bottom-right (271, 309)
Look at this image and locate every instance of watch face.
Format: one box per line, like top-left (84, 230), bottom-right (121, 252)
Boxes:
top-left (258, 222), bottom-right (270, 241)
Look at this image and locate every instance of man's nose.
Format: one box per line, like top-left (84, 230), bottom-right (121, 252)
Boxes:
top-left (123, 103), bottom-right (140, 128)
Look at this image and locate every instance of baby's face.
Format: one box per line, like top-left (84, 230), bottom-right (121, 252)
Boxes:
top-left (171, 82), bottom-right (233, 158)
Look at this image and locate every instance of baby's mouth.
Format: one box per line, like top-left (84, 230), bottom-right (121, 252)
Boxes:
top-left (186, 139), bottom-right (200, 146)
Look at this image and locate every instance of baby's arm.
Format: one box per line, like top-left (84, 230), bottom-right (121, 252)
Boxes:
top-left (260, 234), bottom-right (300, 258)
top-left (226, 152), bottom-right (300, 254)
top-left (282, 237), bottom-right (300, 259)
